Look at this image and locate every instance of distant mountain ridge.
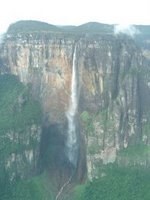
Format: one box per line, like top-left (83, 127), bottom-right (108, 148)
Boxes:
top-left (7, 20), bottom-right (150, 36)
top-left (7, 20), bottom-right (61, 33)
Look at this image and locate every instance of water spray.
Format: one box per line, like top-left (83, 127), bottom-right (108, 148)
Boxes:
top-left (66, 44), bottom-right (78, 166)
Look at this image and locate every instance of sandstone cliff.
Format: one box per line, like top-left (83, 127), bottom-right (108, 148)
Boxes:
top-left (1, 22), bottom-right (150, 180)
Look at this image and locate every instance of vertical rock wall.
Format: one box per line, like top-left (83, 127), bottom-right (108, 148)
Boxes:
top-left (1, 33), bottom-right (150, 179)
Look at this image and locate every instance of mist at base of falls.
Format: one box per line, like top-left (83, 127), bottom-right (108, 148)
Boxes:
top-left (66, 45), bottom-right (79, 167)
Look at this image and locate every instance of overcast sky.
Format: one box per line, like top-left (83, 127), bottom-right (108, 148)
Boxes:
top-left (0, 0), bottom-right (149, 33)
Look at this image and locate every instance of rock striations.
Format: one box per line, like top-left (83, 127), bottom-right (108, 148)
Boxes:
top-left (1, 21), bottom-right (150, 179)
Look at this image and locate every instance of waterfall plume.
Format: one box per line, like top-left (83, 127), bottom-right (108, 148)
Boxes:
top-left (66, 45), bottom-right (78, 166)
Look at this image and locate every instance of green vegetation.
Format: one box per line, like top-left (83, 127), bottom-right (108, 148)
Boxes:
top-left (0, 74), bottom-right (41, 134)
top-left (7, 20), bottom-right (61, 33)
top-left (7, 20), bottom-right (114, 35)
top-left (0, 172), bottom-right (55, 200)
top-left (71, 184), bottom-right (87, 200)
top-left (12, 173), bottom-right (56, 200)
top-left (76, 22), bottom-right (113, 34)
top-left (80, 111), bottom-right (95, 136)
top-left (117, 144), bottom-right (150, 167)
top-left (6, 20), bottom-right (150, 39)
top-left (0, 74), bottom-right (42, 200)
top-left (71, 164), bottom-right (150, 200)
top-left (118, 144), bottom-right (150, 158)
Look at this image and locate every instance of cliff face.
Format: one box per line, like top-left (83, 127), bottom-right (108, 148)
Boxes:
top-left (0, 75), bottom-right (42, 183)
top-left (1, 35), bottom-right (75, 122)
top-left (1, 31), bottom-right (150, 179)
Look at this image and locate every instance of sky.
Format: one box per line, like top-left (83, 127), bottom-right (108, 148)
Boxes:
top-left (0, 0), bottom-right (149, 33)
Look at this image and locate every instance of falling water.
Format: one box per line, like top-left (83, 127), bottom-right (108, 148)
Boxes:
top-left (66, 45), bottom-right (78, 166)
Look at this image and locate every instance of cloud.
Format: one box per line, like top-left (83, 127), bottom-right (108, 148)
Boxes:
top-left (114, 24), bottom-right (140, 37)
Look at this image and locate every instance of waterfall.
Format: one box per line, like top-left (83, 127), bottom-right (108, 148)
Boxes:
top-left (66, 45), bottom-right (78, 166)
